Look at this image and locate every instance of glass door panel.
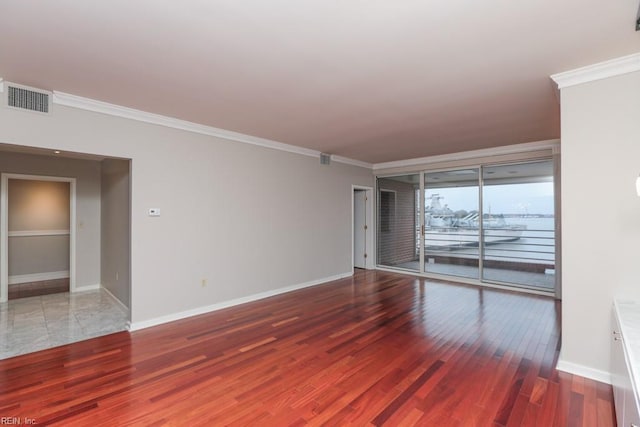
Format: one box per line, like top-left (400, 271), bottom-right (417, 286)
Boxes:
top-left (481, 161), bottom-right (555, 290)
top-left (424, 169), bottom-right (479, 279)
top-left (377, 174), bottom-right (420, 271)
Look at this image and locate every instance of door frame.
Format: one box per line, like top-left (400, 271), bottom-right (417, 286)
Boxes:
top-left (352, 185), bottom-right (374, 272)
top-left (1, 173), bottom-right (77, 303)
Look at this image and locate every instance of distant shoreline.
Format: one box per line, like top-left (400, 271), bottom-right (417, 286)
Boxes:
top-left (498, 214), bottom-right (554, 218)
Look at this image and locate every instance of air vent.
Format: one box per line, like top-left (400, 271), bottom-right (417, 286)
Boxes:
top-left (320, 153), bottom-right (331, 165)
top-left (7, 84), bottom-right (50, 113)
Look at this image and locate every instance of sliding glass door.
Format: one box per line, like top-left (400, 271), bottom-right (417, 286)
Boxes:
top-left (376, 159), bottom-right (556, 293)
top-left (481, 161), bottom-right (555, 290)
top-left (424, 169), bottom-right (479, 279)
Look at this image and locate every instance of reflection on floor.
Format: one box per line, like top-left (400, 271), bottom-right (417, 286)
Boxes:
top-left (393, 261), bottom-right (555, 290)
top-left (0, 289), bottom-right (128, 360)
top-left (9, 278), bottom-right (70, 300)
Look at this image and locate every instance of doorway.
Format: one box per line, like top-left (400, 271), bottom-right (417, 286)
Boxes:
top-left (353, 186), bottom-right (374, 271)
top-left (0, 148), bottom-right (131, 359)
top-left (1, 174), bottom-right (76, 303)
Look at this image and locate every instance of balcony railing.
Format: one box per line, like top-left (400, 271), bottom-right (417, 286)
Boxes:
top-left (417, 227), bottom-right (555, 268)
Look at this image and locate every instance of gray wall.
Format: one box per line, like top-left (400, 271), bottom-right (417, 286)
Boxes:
top-left (101, 159), bottom-right (130, 309)
top-left (0, 151), bottom-right (101, 288)
top-left (9, 236), bottom-right (69, 277)
top-left (8, 180), bottom-right (70, 277)
top-left (0, 103), bottom-right (374, 324)
top-left (559, 70), bottom-right (640, 378)
top-left (9, 180), bottom-right (70, 230)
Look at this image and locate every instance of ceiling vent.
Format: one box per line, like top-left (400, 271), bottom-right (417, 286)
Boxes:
top-left (6, 83), bottom-right (51, 113)
top-left (320, 153), bottom-right (332, 165)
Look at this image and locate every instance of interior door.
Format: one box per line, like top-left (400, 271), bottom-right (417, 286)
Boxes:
top-left (354, 190), bottom-right (367, 268)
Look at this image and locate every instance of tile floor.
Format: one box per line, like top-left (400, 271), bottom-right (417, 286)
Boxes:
top-left (0, 289), bottom-right (129, 360)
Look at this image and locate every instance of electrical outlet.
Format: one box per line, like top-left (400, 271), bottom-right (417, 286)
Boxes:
top-left (116, 272), bottom-right (119, 281)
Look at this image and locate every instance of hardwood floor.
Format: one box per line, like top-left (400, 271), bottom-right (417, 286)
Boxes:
top-left (8, 278), bottom-right (69, 300)
top-left (0, 270), bottom-right (614, 426)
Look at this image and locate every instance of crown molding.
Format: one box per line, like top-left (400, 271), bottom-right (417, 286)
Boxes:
top-left (372, 139), bottom-right (559, 171)
top-left (551, 52), bottom-right (640, 89)
top-left (331, 155), bottom-right (372, 169)
top-left (51, 91), bottom-right (372, 169)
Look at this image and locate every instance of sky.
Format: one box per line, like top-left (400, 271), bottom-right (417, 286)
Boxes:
top-left (426, 182), bottom-right (555, 215)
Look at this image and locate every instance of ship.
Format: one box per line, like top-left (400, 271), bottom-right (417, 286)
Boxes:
top-left (424, 194), bottom-right (525, 249)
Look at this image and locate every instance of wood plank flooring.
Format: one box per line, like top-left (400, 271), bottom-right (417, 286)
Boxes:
top-left (0, 270), bottom-right (614, 426)
top-left (8, 278), bottom-right (69, 300)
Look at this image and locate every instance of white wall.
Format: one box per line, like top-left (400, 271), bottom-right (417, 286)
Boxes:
top-left (101, 159), bottom-right (130, 309)
top-left (559, 70), bottom-right (640, 379)
top-left (0, 103), bottom-right (373, 324)
top-left (0, 151), bottom-right (101, 288)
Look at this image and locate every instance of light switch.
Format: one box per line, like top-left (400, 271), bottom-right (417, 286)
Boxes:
top-left (148, 208), bottom-right (161, 217)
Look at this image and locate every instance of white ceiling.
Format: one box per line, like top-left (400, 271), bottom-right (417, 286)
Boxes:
top-left (0, 1), bottom-right (638, 164)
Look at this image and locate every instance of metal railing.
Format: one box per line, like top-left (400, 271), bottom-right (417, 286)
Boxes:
top-left (420, 227), bottom-right (555, 266)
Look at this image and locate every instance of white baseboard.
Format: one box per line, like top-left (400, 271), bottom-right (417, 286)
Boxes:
top-left (556, 358), bottom-right (611, 384)
top-left (128, 272), bottom-right (353, 332)
top-left (9, 270), bottom-right (69, 285)
top-left (73, 284), bottom-right (101, 292)
top-left (101, 286), bottom-right (129, 315)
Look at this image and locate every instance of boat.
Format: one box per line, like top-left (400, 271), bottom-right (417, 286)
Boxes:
top-left (424, 194), bottom-right (525, 249)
